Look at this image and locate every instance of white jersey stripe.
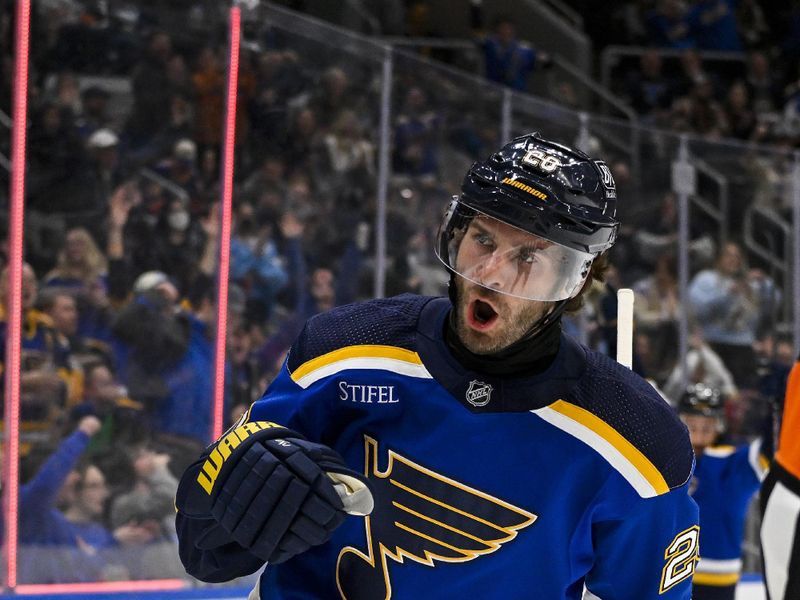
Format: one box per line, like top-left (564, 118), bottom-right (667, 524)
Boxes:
top-left (748, 438), bottom-right (768, 482)
top-left (294, 357), bottom-right (433, 389)
top-left (695, 557), bottom-right (742, 573)
top-left (532, 406), bottom-right (658, 498)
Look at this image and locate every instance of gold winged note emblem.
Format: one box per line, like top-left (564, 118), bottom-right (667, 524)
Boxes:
top-left (336, 436), bottom-right (537, 599)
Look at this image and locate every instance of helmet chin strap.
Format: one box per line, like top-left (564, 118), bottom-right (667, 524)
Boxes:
top-left (445, 271), bottom-right (569, 376)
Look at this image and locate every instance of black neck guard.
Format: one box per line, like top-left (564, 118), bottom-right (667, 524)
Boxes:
top-left (444, 305), bottom-right (562, 377)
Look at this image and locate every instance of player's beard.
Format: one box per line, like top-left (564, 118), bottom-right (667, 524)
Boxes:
top-left (453, 275), bottom-right (550, 354)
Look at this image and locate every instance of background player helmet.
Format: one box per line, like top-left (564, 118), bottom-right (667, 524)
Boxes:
top-left (436, 133), bottom-right (619, 302)
top-left (678, 383), bottom-right (724, 418)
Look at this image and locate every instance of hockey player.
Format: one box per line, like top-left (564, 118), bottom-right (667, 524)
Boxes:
top-left (760, 353), bottom-right (800, 600)
top-left (677, 383), bottom-right (769, 599)
top-left (175, 133), bottom-right (699, 599)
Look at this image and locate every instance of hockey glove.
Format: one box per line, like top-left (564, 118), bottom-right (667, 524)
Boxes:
top-left (176, 421), bottom-right (372, 564)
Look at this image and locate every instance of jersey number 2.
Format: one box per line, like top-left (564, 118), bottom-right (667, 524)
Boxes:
top-left (659, 525), bottom-right (699, 594)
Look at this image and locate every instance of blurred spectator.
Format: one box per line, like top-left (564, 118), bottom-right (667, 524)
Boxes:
top-left (322, 109), bottom-right (375, 195)
top-left (230, 203), bottom-right (289, 323)
top-left (626, 50), bottom-right (676, 119)
top-left (154, 138), bottom-right (201, 201)
top-left (43, 227), bottom-right (107, 292)
top-left (110, 263), bottom-right (214, 454)
top-left (75, 85), bottom-right (112, 140)
top-left (25, 101), bottom-right (85, 221)
top-left (662, 330), bottom-right (739, 404)
top-left (19, 416), bottom-right (155, 583)
top-left (645, 0), bottom-right (694, 49)
top-left (192, 46), bottom-right (225, 153)
top-left (283, 106), bottom-right (325, 173)
top-left (471, 6), bottom-right (551, 91)
top-left (674, 50), bottom-right (718, 98)
top-left (125, 31), bottom-right (174, 147)
top-left (78, 127), bottom-right (124, 243)
top-left (108, 445), bottom-right (184, 579)
top-left (256, 211), bottom-right (365, 369)
top-left (248, 50), bottom-right (305, 153)
top-left (240, 154), bottom-right (287, 206)
top-left (736, 0), bottom-right (769, 49)
top-left (744, 50), bottom-right (782, 115)
top-left (688, 241), bottom-right (772, 387)
top-left (0, 263), bottom-right (69, 425)
top-left (393, 86), bottom-right (441, 180)
top-left (228, 322), bottom-right (260, 408)
top-left (671, 79), bottom-right (729, 137)
top-left (36, 288), bottom-right (84, 406)
top-left (686, 0), bottom-right (743, 52)
top-left (632, 191), bottom-right (715, 273)
top-left (631, 254), bottom-right (681, 380)
top-left (724, 80), bottom-right (757, 139)
top-left (309, 67), bottom-right (356, 133)
top-left (68, 359), bottom-right (147, 451)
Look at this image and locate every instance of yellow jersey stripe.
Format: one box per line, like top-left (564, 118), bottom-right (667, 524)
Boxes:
top-left (545, 400), bottom-right (669, 496)
top-left (692, 572), bottom-right (740, 586)
top-left (291, 345), bottom-right (430, 388)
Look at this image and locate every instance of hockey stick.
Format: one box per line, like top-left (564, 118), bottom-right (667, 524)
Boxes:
top-left (617, 288), bottom-right (634, 369)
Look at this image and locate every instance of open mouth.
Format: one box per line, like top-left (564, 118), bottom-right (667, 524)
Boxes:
top-left (467, 298), bottom-right (499, 331)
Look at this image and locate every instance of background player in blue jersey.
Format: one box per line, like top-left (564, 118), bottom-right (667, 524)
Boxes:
top-left (175, 133), bottom-right (699, 599)
top-left (678, 383), bottom-right (769, 599)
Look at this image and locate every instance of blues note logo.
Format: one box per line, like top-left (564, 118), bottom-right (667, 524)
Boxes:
top-left (336, 437), bottom-right (537, 599)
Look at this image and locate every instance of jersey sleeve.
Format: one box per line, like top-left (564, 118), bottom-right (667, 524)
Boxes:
top-left (729, 440), bottom-right (768, 490)
top-left (585, 481), bottom-right (699, 599)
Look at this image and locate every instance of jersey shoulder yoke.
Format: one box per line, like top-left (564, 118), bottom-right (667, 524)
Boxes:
top-left (537, 349), bottom-right (694, 498)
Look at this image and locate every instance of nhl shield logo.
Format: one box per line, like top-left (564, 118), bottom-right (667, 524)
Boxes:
top-left (466, 380), bottom-right (493, 407)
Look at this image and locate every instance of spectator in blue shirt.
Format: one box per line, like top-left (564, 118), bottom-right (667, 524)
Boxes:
top-left (686, 0), bottom-right (743, 51)
top-left (19, 417), bottom-right (157, 583)
top-left (646, 0), bottom-right (695, 49)
top-left (471, 4), bottom-right (551, 92)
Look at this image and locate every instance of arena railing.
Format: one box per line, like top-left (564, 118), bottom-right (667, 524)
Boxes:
top-left (600, 44), bottom-right (748, 94)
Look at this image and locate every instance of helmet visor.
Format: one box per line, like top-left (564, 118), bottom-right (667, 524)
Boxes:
top-left (435, 199), bottom-right (595, 302)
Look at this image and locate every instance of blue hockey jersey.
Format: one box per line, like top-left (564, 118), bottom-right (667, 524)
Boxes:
top-left (690, 441), bottom-right (768, 587)
top-left (177, 295), bottom-right (698, 599)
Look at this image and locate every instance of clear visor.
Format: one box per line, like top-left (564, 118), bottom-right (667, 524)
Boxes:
top-left (435, 199), bottom-right (595, 302)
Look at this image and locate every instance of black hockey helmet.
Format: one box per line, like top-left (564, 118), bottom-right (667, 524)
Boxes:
top-left (678, 383), bottom-right (724, 418)
top-left (436, 133), bottom-right (620, 301)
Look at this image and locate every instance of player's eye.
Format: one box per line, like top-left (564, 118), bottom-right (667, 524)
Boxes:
top-left (473, 233), bottom-right (495, 249)
top-left (517, 247), bottom-right (538, 264)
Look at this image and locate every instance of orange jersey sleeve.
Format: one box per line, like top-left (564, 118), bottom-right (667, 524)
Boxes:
top-left (776, 360), bottom-right (800, 479)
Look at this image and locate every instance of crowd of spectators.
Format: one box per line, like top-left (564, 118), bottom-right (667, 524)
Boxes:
top-left (0, 0), bottom-right (795, 585)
